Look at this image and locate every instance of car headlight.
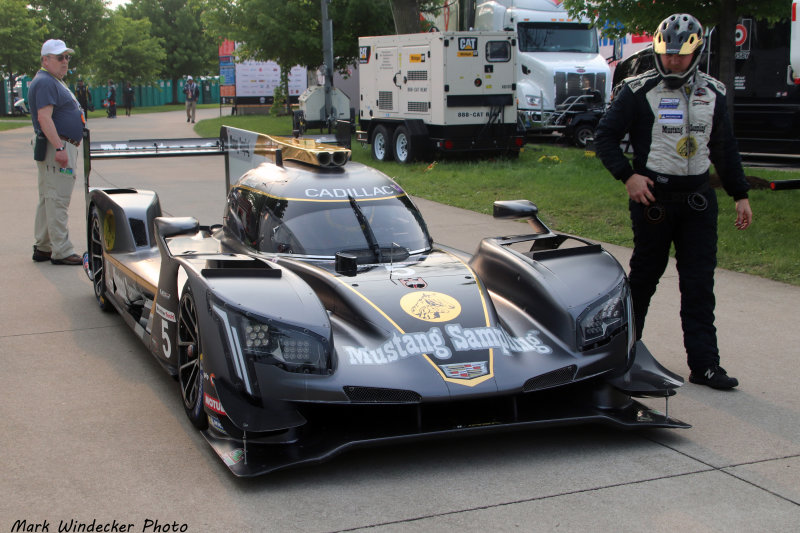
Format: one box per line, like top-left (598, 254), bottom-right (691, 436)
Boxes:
top-left (524, 95), bottom-right (542, 107)
top-left (211, 300), bottom-right (332, 397)
top-left (576, 281), bottom-right (629, 351)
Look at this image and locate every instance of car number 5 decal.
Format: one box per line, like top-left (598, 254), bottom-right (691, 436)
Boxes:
top-left (161, 320), bottom-right (172, 359)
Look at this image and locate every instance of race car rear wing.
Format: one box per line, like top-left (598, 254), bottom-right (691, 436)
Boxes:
top-left (82, 125), bottom-right (351, 196)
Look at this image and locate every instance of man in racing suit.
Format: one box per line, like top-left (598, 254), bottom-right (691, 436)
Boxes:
top-left (594, 14), bottom-right (753, 389)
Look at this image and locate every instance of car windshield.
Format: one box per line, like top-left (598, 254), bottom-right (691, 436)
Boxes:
top-left (258, 194), bottom-right (432, 257)
top-left (517, 22), bottom-right (598, 53)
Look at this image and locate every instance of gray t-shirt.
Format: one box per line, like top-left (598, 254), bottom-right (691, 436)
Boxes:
top-left (28, 69), bottom-right (84, 143)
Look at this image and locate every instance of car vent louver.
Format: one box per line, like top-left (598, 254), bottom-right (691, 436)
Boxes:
top-left (344, 386), bottom-right (421, 404)
top-left (523, 365), bottom-right (577, 393)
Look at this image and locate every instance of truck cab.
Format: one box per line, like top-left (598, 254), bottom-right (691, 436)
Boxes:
top-left (473, 0), bottom-right (612, 131)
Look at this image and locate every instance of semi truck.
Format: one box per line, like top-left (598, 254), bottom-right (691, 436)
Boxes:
top-left (356, 31), bottom-right (524, 163)
top-left (470, 0), bottom-right (612, 137)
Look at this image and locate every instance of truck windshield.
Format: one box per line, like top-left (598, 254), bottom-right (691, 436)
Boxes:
top-left (517, 22), bottom-right (598, 53)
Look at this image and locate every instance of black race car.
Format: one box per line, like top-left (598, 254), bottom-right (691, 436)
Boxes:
top-left (82, 126), bottom-right (687, 476)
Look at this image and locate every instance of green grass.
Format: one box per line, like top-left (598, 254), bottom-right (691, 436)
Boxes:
top-left (194, 114), bottom-right (800, 285)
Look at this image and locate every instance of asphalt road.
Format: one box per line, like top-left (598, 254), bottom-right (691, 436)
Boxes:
top-left (2, 108), bottom-right (798, 532)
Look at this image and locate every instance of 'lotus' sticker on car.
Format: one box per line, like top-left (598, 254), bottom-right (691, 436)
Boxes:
top-left (400, 291), bottom-right (461, 322)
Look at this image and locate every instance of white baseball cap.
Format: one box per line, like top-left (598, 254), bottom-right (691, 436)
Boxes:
top-left (41, 39), bottom-right (74, 57)
top-left (187, 75), bottom-right (193, 81)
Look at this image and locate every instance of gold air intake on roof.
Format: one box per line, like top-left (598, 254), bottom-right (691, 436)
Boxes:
top-left (254, 135), bottom-right (351, 168)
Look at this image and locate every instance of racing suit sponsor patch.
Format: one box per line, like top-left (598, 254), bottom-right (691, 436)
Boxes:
top-left (676, 136), bottom-right (699, 158)
top-left (659, 98), bottom-right (680, 109)
top-left (659, 112), bottom-right (684, 124)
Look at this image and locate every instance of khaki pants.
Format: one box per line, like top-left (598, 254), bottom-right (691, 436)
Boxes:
top-left (33, 138), bottom-right (78, 260)
top-left (186, 100), bottom-right (196, 122)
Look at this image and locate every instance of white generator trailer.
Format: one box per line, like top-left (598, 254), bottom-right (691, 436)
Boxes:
top-left (356, 31), bottom-right (524, 163)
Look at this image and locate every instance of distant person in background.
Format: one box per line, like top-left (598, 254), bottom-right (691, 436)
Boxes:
top-left (106, 79), bottom-right (117, 118)
top-left (123, 82), bottom-right (134, 116)
top-left (75, 79), bottom-right (92, 120)
top-left (183, 75), bottom-right (199, 123)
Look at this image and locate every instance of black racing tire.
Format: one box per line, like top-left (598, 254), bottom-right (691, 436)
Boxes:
top-left (571, 123), bottom-right (595, 148)
top-left (371, 125), bottom-right (394, 162)
top-left (89, 206), bottom-right (113, 312)
top-left (392, 125), bottom-right (414, 164)
top-left (178, 283), bottom-right (207, 430)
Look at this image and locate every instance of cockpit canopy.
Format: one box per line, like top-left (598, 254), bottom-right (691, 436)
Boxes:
top-left (224, 162), bottom-right (432, 259)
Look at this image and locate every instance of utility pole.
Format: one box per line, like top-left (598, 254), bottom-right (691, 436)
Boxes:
top-left (321, 0), bottom-right (334, 131)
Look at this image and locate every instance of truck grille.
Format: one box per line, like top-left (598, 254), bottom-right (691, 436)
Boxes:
top-left (553, 72), bottom-right (606, 107)
top-left (378, 91), bottom-right (393, 110)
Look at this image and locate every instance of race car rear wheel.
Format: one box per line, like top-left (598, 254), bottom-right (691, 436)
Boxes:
top-left (178, 284), bottom-right (208, 430)
top-left (89, 206), bottom-right (112, 312)
top-left (392, 125), bottom-right (414, 164)
top-left (372, 125), bottom-right (394, 162)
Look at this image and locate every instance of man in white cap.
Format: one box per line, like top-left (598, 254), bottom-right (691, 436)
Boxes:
top-left (27, 39), bottom-right (85, 265)
top-left (183, 75), bottom-right (199, 123)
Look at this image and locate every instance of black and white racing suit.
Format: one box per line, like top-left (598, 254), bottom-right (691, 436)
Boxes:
top-left (594, 69), bottom-right (750, 371)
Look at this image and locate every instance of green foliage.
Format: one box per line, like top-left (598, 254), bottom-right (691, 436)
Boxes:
top-left (561, 0), bottom-right (788, 39)
top-left (30, 0), bottom-right (106, 62)
top-left (204, 0), bottom-right (395, 73)
top-left (122, 0), bottom-right (219, 100)
top-left (89, 14), bottom-right (166, 85)
top-left (0, 0), bottom-right (45, 79)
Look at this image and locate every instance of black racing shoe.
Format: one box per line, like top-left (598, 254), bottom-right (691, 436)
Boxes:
top-left (690, 366), bottom-right (739, 390)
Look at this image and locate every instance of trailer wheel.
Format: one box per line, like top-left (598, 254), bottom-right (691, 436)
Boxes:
top-left (372, 125), bottom-right (394, 161)
top-left (393, 126), bottom-right (414, 164)
top-left (571, 123), bottom-right (595, 148)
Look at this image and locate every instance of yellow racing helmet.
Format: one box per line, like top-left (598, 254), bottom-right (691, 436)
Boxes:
top-left (653, 14), bottom-right (705, 87)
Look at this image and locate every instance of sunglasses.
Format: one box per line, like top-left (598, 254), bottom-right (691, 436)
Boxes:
top-left (50, 54), bottom-right (71, 62)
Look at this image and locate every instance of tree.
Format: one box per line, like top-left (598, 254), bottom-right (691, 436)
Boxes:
top-left (90, 12), bottom-right (167, 85)
top-left (0, 0), bottom-right (45, 94)
top-left (391, 0), bottom-right (421, 33)
top-left (122, 0), bottom-right (219, 102)
top-left (389, 0), bottom-right (445, 34)
top-left (561, 0), bottom-right (788, 116)
top-left (203, 0), bottom-right (395, 113)
top-left (30, 0), bottom-right (107, 65)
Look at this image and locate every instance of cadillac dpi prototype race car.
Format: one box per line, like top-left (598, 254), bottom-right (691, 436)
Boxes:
top-left (83, 126), bottom-right (688, 476)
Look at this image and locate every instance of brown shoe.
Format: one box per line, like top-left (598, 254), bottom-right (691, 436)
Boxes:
top-left (32, 246), bottom-right (51, 262)
top-left (51, 254), bottom-right (83, 265)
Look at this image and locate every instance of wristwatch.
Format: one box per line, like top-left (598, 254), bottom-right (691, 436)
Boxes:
top-left (55, 145), bottom-right (66, 151)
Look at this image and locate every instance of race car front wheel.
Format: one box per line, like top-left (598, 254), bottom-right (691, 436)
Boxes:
top-left (89, 206), bottom-right (112, 312)
top-left (178, 283), bottom-right (208, 430)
